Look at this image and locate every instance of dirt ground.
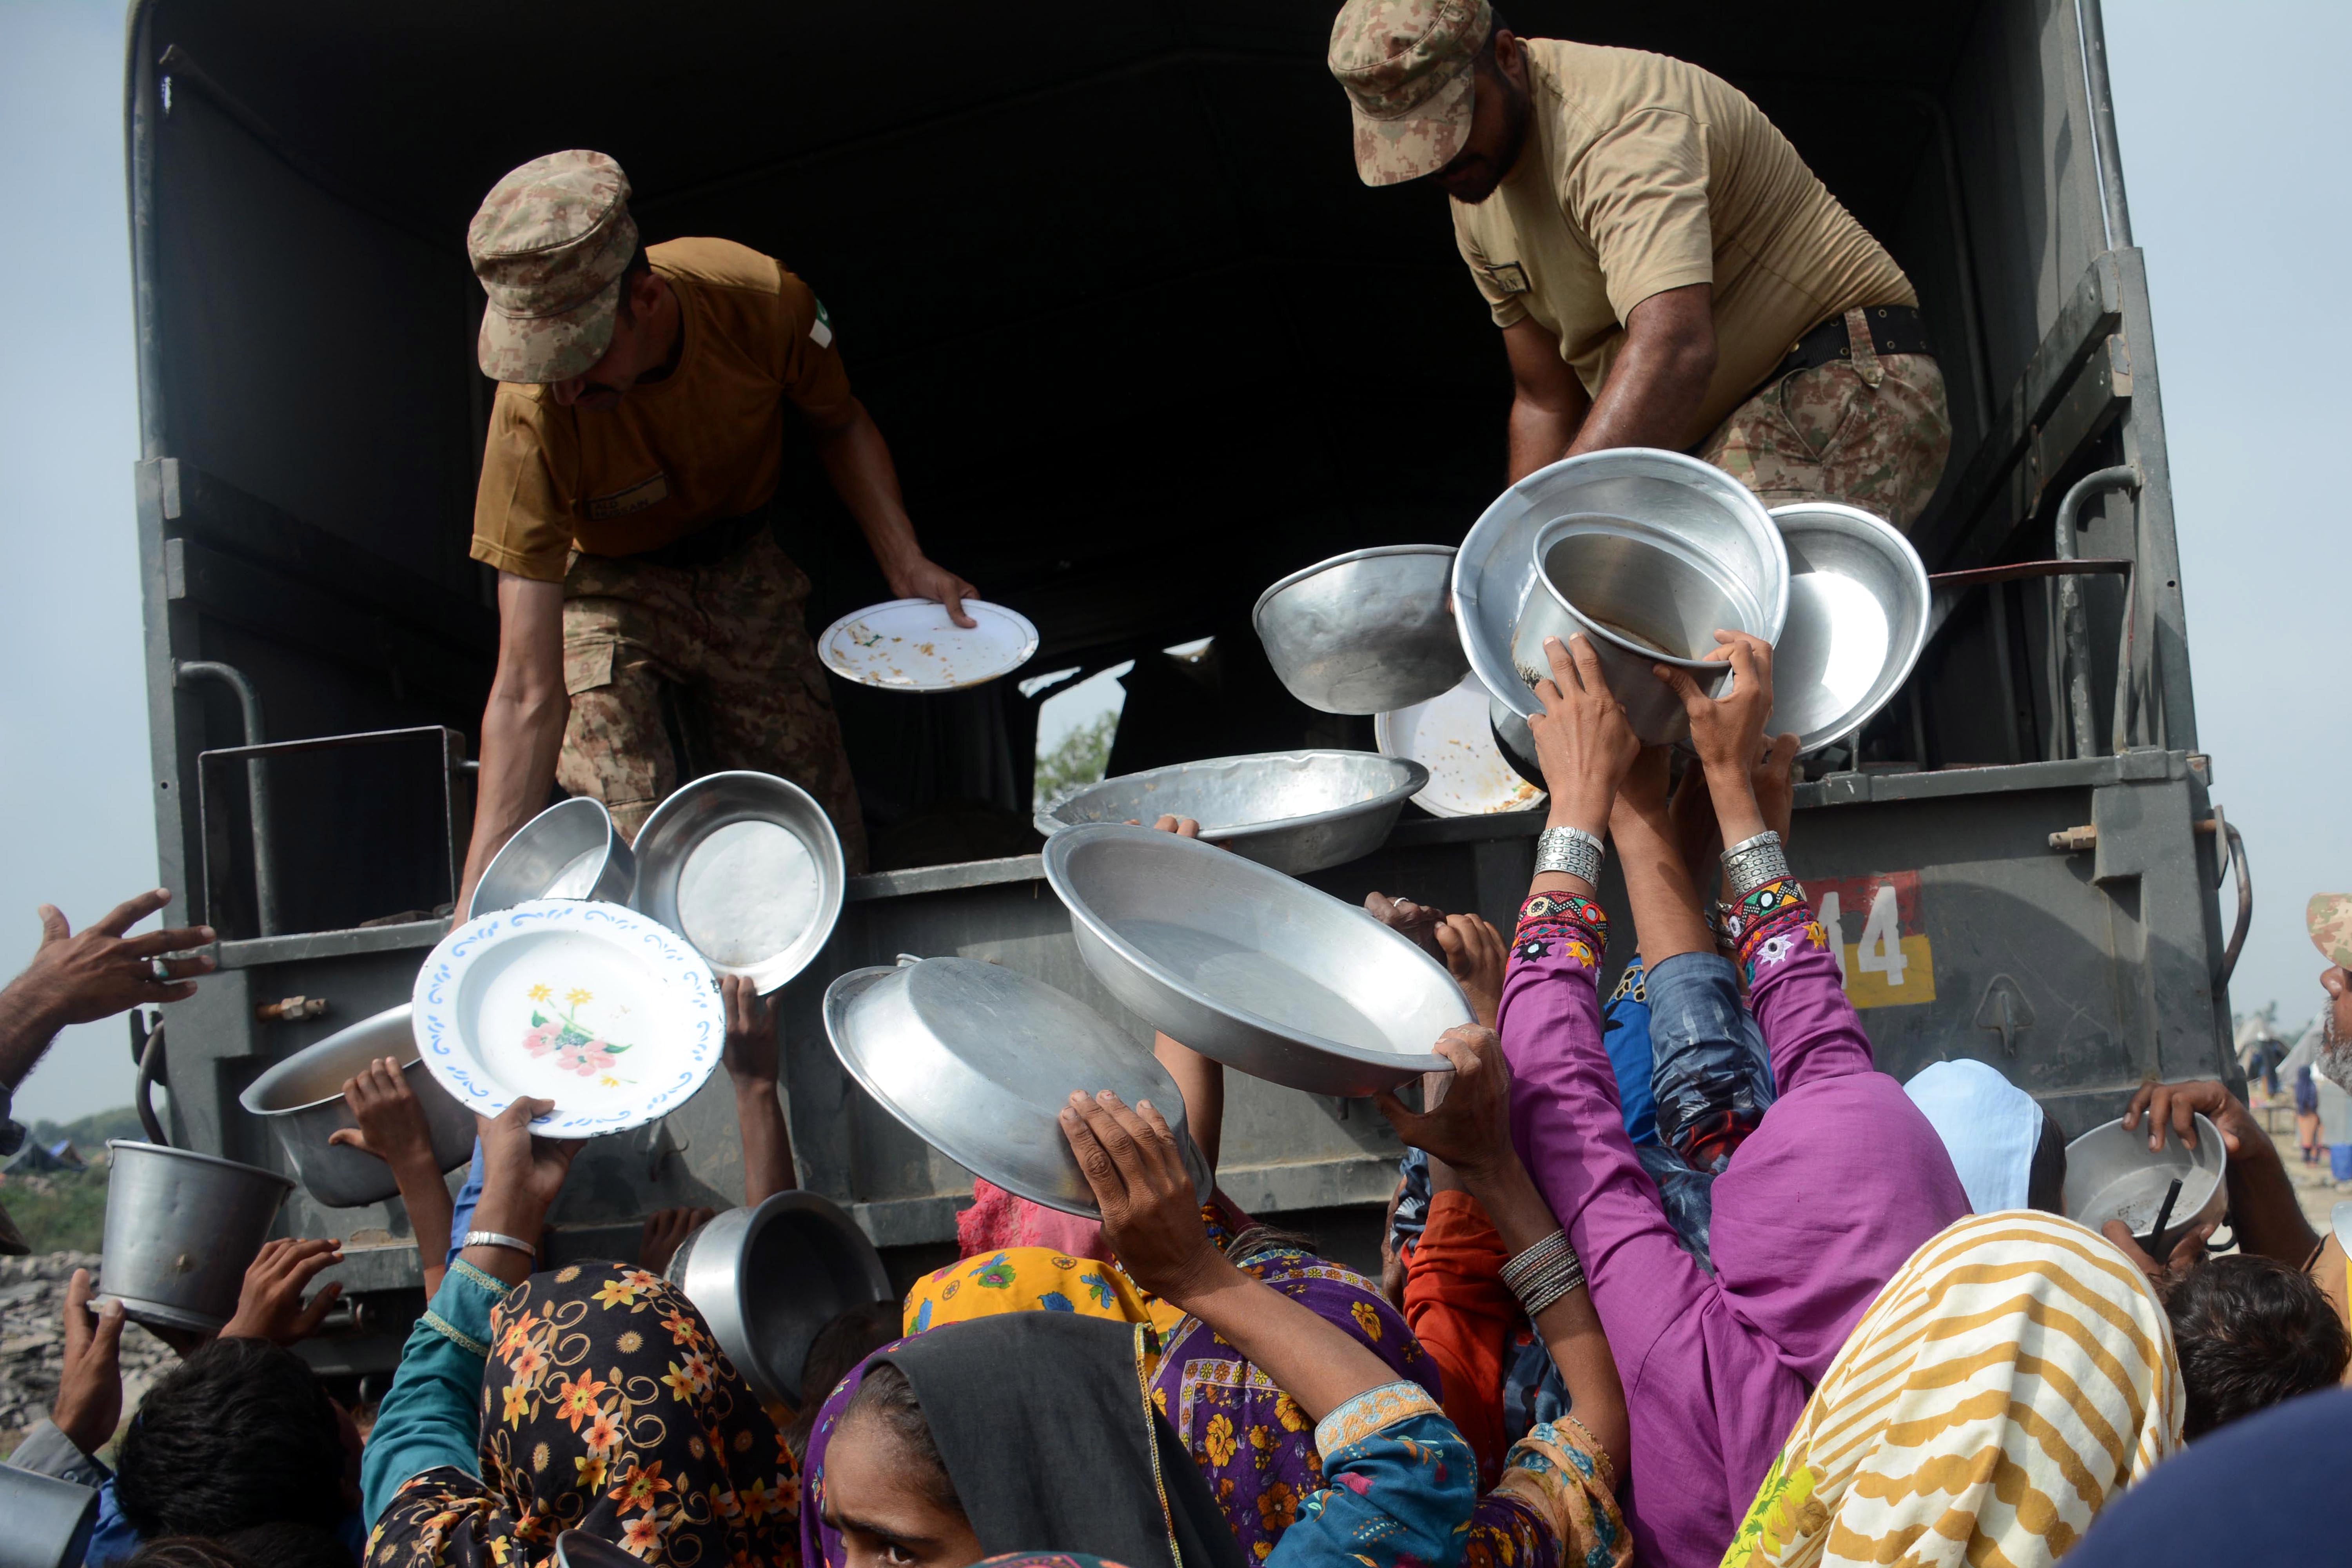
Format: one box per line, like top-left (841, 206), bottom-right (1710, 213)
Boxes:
top-left (2245, 1082), bottom-right (2345, 1238)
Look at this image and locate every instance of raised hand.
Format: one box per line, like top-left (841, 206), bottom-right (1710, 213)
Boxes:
top-left (330, 1057), bottom-right (436, 1168)
top-left (1655, 631), bottom-right (1775, 778)
top-left (720, 974), bottom-right (781, 1087)
top-left (221, 1237), bottom-right (345, 1345)
top-left (1527, 633), bottom-right (1640, 838)
top-left (52, 1268), bottom-right (126, 1454)
top-left (1374, 1026), bottom-right (1516, 1185)
top-left (2, 889), bottom-right (215, 1031)
top-left (2101, 1218), bottom-right (2217, 1292)
top-left (1059, 1090), bottom-right (1224, 1304)
top-left (637, 1206), bottom-right (716, 1276)
top-left (2121, 1078), bottom-right (2256, 1158)
top-left (1365, 891), bottom-right (1448, 959)
top-left (1433, 915), bottom-right (1507, 1030)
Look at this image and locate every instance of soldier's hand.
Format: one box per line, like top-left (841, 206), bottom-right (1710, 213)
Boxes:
top-left (893, 556), bottom-right (980, 629)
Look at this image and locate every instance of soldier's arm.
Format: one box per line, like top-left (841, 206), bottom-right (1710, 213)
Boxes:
top-left (456, 573), bottom-right (568, 916)
top-left (1503, 316), bottom-right (1590, 483)
top-left (1567, 281), bottom-right (1717, 456)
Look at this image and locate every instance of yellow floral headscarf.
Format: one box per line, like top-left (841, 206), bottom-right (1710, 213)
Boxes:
top-left (903, 1247), bottom-right (1157, 1335)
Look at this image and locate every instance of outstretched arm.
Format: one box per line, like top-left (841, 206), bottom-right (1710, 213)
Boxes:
top-left (334, 1057), bottom-right (455, 1297)
top-left (810, 398), bottom-right (977, 626)
top-left (722, 975), bottom-right (796, 1205)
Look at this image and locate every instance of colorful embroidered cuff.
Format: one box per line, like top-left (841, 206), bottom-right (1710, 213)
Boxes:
top-left (1730, 878), bottom-right (1825, 986)
top-left (418, 1258), bottom-right (510, 1358)
top-left (1314, 1380), bottom-right (1445, 1459)
top-left (1514, 891), bottom-right (1609, 967)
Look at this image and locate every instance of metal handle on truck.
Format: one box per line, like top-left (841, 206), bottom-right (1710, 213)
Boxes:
top-left (2216, 808), bottom-right (2250, 992)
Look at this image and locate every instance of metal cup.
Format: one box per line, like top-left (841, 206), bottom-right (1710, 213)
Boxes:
top-left (101, 1140), bottom-right (293, 1332)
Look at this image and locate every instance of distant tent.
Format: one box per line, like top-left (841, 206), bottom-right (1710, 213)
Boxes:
top-left (3, 1140), bottom-right (83, 1175)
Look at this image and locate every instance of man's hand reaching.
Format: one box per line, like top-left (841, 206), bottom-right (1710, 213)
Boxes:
top-left (0, 889), bottom-right (214, 1047)
top-left (52, 1268), bottom-right (125, 1455)
top-left (221, 1237), bottom-right (345, 1345)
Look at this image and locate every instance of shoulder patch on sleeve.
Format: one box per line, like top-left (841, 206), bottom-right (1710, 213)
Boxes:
top-left (1487, 261), bottom-right (1531, 296)
top-left (810, 296), bottom-right (833, 348)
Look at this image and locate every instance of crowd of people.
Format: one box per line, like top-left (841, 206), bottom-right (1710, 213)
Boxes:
top-left (2, 629), bottom-right (2350, 1568)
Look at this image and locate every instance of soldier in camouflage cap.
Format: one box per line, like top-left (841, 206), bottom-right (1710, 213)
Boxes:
top-left (2310, 893), bottom-right (2352, 971)
top-left (1327, 0), bottom-right (1490, 186)
top-left (468, 150), bottom-right (640, 385)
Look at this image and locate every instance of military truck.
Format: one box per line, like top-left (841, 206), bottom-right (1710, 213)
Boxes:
top-left (118, 0), bottom-right (2243, 1379)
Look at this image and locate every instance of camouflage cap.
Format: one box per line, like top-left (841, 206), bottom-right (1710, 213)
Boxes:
top-left (2311, 893), bottom-right (2352, 969)
top-left (1328, 0), bottom-right (1490, 187)
top-left (468, 151), bottom-right (640, 385)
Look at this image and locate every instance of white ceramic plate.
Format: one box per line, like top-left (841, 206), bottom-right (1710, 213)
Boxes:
top-left (412, 900), bottom-right (722, 1137)
top-left (1375, 671), bottom-right (1546, 818)
top-left (818, 598), bottom-right (1040, 691)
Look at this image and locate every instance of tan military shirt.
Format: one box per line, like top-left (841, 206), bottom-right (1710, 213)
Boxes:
top-left (1452, 41), bottom-right (1916, 446)
top-left (471, 237), bottom-right (855, 581)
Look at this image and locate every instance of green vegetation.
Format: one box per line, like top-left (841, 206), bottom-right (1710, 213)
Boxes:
top-left (1034, 711), bottom-right (1118, 806)
top-left (2, 1165), bottom-right (110, 1254)
top-left (27, 1104), bottom-right (143, 1154)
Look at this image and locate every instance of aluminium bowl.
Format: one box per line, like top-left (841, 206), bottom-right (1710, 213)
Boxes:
top-left (1765, 503), bottom-right (1931, 754)
top-left (632, 771), bottom-right (848, 994)
top-left (1455, 447), bottom-right (1787, 722)
top-left (1033, 750), bottom-right (1426, 877)
top-left (2062, 1112), bottom-right (2227, 1259)
top-left (1043, 823), bottom-right (1467, 1096)
top-left (469, 797), bottom-right (635, 920)
top-left (823, 956), bottom-right (1212, 1218)
top-left (238, 1003), bottom-right (475, 1207)
top-left (663, 1190), bottom-right (894, 1409)
top-left (1253, 544), bottom-right (1468, 715)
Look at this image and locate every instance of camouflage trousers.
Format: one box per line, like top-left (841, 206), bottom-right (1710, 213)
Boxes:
top-left (1698, 340), bottom-right (1952, 533)
top-left (558, 521), bottom-right (868, 871)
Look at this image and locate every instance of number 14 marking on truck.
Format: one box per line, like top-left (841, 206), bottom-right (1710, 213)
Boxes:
top-left (1810, 870), bottom-right (1936, 1009)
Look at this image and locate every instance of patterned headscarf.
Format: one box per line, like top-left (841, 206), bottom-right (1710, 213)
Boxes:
top-left (368, 1263), bottom-right (799, 1568)
top-left (903, 1247), bottom-right (1154, 1335)
top-left (1720, 1212), bottom-right (2183, 1568)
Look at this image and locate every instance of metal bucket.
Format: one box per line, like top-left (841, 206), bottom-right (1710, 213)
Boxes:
top-left (101, 1140), bottom-right (293, 1332)
top-left (663, 1191), bottom-right (894, 1410)
top-left (238, 1003), bottom-right (476, 1208)
top-left (1512, 512), bottom-right (1784, 745)
top-left (468, 796), bottom-right (635, 919)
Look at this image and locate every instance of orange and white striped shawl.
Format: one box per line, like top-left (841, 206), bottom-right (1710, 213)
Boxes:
top-left (1719, 1211), bottom-right (2184, 1568)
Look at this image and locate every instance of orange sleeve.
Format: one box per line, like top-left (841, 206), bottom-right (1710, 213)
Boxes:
top-left (1402, 1189), bottom-right (1515, 1488)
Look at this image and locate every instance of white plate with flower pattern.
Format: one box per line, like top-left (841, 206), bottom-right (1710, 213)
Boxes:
top-left (412, 899), bottom-right (722, 1137)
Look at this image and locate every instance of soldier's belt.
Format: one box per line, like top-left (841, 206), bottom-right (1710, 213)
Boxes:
top-left (1768, 304), bottom-right (1935, 387)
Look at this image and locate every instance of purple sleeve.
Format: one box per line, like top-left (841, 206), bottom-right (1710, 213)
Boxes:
top-left (1726, 880), bottom-right (1871, 1094)
top-left (1494, 893), bottom-right (1708, 1390)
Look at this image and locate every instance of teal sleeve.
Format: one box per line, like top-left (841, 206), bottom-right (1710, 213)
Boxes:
top-left (360, 1260), bottom-right (508, 1525)
top-left (1266, 1383), bottom-right (1479, 1568)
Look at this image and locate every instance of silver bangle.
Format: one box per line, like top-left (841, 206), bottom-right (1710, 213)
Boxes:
top-left (1721, 829), bottom-right (1790, 898)
top-left (1535, 826), bottom-right (1604, 886)
top-left (1500, 1230), bottom-right (1586, 1318)
top-left (462, 1229), bottom-right (538, 1261)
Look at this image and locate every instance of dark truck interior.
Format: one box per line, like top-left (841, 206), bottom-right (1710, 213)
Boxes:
top-left (138, 0), bottom-right (2095, 939)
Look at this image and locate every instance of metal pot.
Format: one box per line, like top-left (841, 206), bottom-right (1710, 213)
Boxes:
top-left (1765, 503), bottom-right (1930, 754)
top-left (0, 1466), bottom-right (98, 1568)
top-left (2062, 1112), bottom-right (2228, 1259)
top-left (1253, 544), bottom-right (1468, 715)
top-left (101, 1140), bottom-right (293, 1332)
top-left (469, 796), bottom-right (635, 919)
top-left (663, 1191), bottom-right (894, 1410)
top-left (238, 1003), bottom-right (475, 1208)
top-left (1512, 512), bottom-right (1783, 745)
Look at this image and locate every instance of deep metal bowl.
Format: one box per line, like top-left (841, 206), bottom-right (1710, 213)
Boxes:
top-left (2063, 1112), bottom-right (2227, 1258)
top-left (1034, 751), bottom-right (1427, 876)
top-left (824, 956), bottom-right (1212, 1218)
top-left (663, 1190), bottom-right (894, 1409)
top-left (238, 1003), bottom-right (475, 1208)
top-left (1456, 448), bottom-right (1787, 723)
top-left (1044, 824), bottom-right (1467, 1096)
top-left (469, 797), bottom-right (635, 920)
top-left (1767, 503), bottom-right (1931, 753)
top-left (633, 771), bottom-right (848, 994)
top-left (1253, 544), bottom-right (1468, 715)
top-left (101, 1141), bottom-right (292, 1332)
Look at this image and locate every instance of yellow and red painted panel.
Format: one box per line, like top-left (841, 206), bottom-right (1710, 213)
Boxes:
top-left (1809, 869), bottom-right (1936, 1009)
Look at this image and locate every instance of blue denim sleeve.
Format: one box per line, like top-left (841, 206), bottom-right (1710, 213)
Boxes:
top-left (359, 1259), bottom-right (507, 1525)
top-left (1267, 1385), bottom-right (1478, 1568)
top-left (1641, 950), bottom-right (1775, 1164)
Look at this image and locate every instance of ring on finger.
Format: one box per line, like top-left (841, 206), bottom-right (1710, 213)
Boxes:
top-left (149, 956), bottom-right (174, 983)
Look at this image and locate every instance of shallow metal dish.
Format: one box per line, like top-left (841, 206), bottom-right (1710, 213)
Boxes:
top-left (663, 1190), bottom-right (893, 1409)
top-left (1766, 503), bottom-right (1931, 754)
top-left (1374, 671), bottom-right (1544, 817)
top-left (633, 771), bottom-right (847, 994)
top-left (2063, 1112), bottom-right (2227, 1259)
top-left (1044, 824), bottom-right (1466, 1096)
top-left (1254, 544), bottom-right (1467, 715)
top-left (238, 1003), bottom-right (475, 1207)
top-left (469, 797), bottom-right (634, 920)
top-left (102, 1141), bottom-right (292, 1332)
top-left (1034, 751), bottom-right (1427, 876)
top-left (1455, 447), bottom-right (1786, 722)
top-left (823, 956), bottom-right (1212, 1217)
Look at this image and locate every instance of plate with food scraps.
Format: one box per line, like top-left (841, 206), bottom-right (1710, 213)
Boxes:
top-left (412, 898), bottom-right (722, 1137)
top-left (818, 598), bottom-right (1040, 691)
top-left (1374, 671), bottom-right (1546, 818)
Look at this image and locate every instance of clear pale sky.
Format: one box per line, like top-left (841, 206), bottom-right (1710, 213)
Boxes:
top-left (1, 2), bottom-right (2342, 1122)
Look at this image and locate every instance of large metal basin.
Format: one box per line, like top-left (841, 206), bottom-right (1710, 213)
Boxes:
top-left (824, 956), bottom-right (1212, 1217)
top-left (1043, 823), bottom-right (1466, 1096)
top-left (633, 771), bottom-right (847, 994)
top-left (469, 797), bottom-right (634, 919)
top-left (1767, 503), bottom-right (1931, 754)
top-left (102, 1141), bottom-right (292, 1332)
top-left (1034, 751), bottom-right (1427, 877)
top-left (1455, 448), bottom-right (1786, 724)
top-left (238, 1003), bottom-right (475, 1208)
top-left (663, 1190), bottom-right (893, 1409)
top-left (2063, 1112), bottom-right (2227, 1258)
top-left (1254, 544), bottom-right (1467, 715)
